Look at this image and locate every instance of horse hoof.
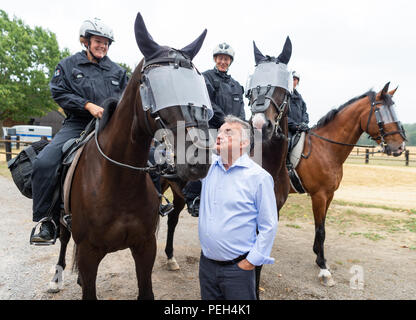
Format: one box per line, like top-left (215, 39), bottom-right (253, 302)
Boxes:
top-left (167, 257), bottom-right (180, 271)
top-left (318, 269), bottom-right (335, 287)
top-left (47, 281), bottom-right (61, 293)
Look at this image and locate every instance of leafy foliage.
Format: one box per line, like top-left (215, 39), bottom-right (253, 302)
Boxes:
top-left (0, 9), bottom-right (69, 122)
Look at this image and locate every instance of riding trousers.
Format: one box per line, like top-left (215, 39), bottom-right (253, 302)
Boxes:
top-left (31, 118), bottom-right (89, 222)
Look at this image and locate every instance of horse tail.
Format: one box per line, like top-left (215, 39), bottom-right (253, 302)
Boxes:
top-left (71, 243), bottom-right (78, 273)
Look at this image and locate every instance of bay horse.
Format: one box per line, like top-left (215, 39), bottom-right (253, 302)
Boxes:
top-left (49, 13), bottom-right (212, 300)
top-left (159, 38), bottom-right (294, 300)
top-left (290, 83), bottom-right (406, 286)
top-left (246, 38), bottom-right (292, 299)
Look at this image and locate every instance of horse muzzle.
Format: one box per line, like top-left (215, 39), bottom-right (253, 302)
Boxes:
top-left (384, 142), bottom-right (405, 157)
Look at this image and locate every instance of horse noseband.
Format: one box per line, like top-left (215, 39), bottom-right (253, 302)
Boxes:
top-left (248, 85), bottom-right (289, 136)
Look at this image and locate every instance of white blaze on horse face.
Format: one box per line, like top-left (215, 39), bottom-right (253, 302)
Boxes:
top-left (252, 113), bottom-right (266, 131)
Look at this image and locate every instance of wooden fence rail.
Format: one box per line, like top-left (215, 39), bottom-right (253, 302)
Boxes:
top-left (348, 148), bottom-right (414, 166)
top-left (0, 136), bottom-right (49, 161)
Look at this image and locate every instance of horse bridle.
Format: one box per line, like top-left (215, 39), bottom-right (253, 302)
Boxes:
top-left (365, 91), bottom-right (407, 146)
top-left (94, 53), bottom-right (209, 173)
top-left (247, 84), bottom-right (290, 137)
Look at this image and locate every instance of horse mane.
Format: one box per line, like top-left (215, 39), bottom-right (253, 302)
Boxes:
top-left (313, 90), bottom-right (374, 129)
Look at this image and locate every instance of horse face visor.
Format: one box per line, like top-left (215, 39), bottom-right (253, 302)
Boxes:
top-left (246, 62), bottom-right (292, 113)
top-left (140, 65), bottom-right (213, 120)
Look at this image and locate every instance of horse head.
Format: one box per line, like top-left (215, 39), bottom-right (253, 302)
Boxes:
top-left (134, 13), bottom-right (212, 180)
top-left (363, 82), bottom-right (406, 156)
top-left (247, 37), bottom-right (292, 142)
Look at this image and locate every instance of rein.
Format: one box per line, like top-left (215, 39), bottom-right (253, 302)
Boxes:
top-left (308, 131), bottom-right (376, 148)
top-left (94, 119), bottom-right (157, 172)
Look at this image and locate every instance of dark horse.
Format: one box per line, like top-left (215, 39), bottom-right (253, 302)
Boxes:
top-left (160, 38), bottom-right (293, 300)
top-left (290, 83), bottom-right (406, 286)
top-left (49, 13), bottom-right (212, 299)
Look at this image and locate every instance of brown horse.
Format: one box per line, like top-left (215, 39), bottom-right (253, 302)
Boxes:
top-left (49, 13), bottom-right (212, 300)
top-left (159, 38), bottom-right (293, 300)
top-left (291, 83), bottom-right (406, 286)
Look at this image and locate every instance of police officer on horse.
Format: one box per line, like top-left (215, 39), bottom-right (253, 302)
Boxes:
top-left (30, 18), bottom-right (128, 243)
top-left (288, 70), bottom-right (309, 141)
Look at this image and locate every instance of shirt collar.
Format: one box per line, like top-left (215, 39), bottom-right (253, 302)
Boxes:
top-left (212, 153), bottom-right (251, 171)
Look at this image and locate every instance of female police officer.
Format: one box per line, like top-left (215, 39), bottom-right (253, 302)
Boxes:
top-left (31, 18), bottom-right (128, 243)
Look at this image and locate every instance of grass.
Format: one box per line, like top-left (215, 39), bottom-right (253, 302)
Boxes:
top-left (332, 199), bottom-right (416, 215)
top-left (278, 192), bottom-right (416, 246)
top-left (285, 224), bottom-right (301, 229)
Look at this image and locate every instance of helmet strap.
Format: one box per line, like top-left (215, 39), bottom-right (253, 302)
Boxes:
top-left (86, 38), bottom-right (102, 63)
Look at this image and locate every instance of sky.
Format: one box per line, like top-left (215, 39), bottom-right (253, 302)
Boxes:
top-left (2, 0), bottom-right (416, 125)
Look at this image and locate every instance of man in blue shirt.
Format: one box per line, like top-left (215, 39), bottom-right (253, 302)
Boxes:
top-left (198, 115), bottom-right (278, 300)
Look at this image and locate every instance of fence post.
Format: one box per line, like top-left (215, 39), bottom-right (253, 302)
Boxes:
top-left (405, 150), bottom-right (409, 166)
top-left (16, 136), bottom-right (20, 149)
top-left (5, 135), bottom-right (12, 162)
top-left (365, 149), bottom-right (369, 164)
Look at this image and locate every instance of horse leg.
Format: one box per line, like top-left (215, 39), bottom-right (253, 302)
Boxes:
top-left (131, 236), bottom-right (157, 300)
top-left (76, 242), bottom-right (105, 300)
top-left (311, 192), bottom-right (335, 287)
top-left (48, 224), bottom-right (71, 293)
top-left (165, 194), bottom-right (185, 271)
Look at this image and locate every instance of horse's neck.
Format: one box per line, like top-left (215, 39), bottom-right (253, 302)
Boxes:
top-left (99, 95), bottom-right (151, 168)
top-left (314, 100), bottom-right (366, 161)
top-left (262, 137), bottom-right (287, 177)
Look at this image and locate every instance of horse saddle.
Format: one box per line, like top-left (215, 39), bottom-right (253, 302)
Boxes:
top-left (287, 132), bottom-right (306, 194)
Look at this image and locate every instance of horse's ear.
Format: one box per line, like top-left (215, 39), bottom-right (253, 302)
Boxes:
top-left (253, 41), bottom-right (266, 65)
top-left (134, 12), bottom-right (162, 60)
top-left (180, 29), bottom-right (207, 61)
top-left (388, 86), bottom-right (398, 96)
top-left (381, 82), bottom-right (390, 96)
top-left (277, 36), bottom-right (292, 65)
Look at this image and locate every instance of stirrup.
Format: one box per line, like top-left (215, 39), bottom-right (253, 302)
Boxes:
top-left (158, 193), bottom-right (174, 217)
top-left (189, 196), bottom-right (200, 217)
top-left (29, 217), bottom-right (58, 246)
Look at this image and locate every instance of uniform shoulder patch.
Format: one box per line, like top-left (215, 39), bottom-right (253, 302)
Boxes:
top-left (54, 68), bottom-right (61, 77)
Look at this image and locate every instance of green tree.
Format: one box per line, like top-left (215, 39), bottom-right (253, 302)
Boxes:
top-left (0, 10), bottom-right (69, 137)
top-left (117, 62), bottom-right (133, 78)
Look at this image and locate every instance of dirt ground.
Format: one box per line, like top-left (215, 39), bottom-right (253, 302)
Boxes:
top-left (0, 163), bottom-right (415, 300)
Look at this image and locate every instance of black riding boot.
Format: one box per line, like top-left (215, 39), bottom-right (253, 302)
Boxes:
top-left (31, 221), bottom-right (55, 243)
top-left (186, 196), bottom-right (200, 217)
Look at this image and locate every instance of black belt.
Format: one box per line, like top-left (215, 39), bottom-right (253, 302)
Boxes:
top-left (202, 252), bottom-right (249, 266)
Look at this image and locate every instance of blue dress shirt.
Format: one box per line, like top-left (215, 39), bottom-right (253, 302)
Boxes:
top-left (198, 153), bottom-right (278, 266)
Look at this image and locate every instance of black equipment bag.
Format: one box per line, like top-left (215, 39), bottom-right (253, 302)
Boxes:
top-left (7, 139), bottom-right (49, 199)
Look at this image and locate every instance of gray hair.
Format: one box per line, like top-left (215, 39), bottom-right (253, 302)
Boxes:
top-left (223, 115), bottom-right (251, 150)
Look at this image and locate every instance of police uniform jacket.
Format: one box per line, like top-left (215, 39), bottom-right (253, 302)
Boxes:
top-left (202, 68), bottom-right (245, 129)
top-left (288, 89), bottom-right (309, 133)
top-left (50, 51), bottom-right (128, 123)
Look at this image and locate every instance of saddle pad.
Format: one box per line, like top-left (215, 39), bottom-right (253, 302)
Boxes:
top-left (289, 131), bottom-right (306, 169)
top-left (63, 131), bottom-right (94, 215)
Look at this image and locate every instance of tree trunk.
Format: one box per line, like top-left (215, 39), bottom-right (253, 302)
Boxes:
top-left (0, 119), bottom-right (4, 147)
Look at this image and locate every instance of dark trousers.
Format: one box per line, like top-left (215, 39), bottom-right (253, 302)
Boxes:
top-left (31, 119), bottom-right (88, 222)
top-left (199, 253), bottom-right (256, 300)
